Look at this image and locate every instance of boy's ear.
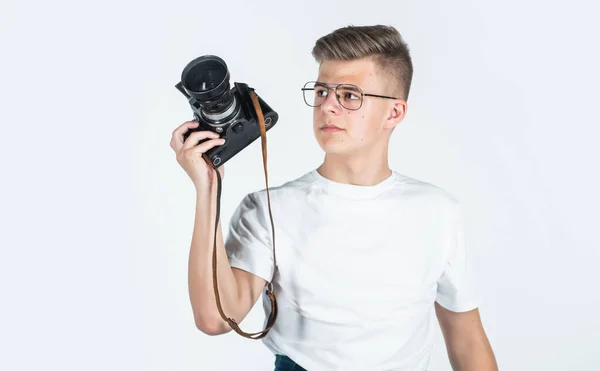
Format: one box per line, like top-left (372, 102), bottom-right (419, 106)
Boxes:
top-left (384, 100), bottom-right (407, 129)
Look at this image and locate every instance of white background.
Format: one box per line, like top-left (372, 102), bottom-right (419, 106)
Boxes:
top-left (1, 0), bottom-right (599, 370)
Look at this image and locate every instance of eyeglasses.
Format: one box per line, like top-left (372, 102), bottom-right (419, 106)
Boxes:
top-left (301, 81), bottom-right (400, 111)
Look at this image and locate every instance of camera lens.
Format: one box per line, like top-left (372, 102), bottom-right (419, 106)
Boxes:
top-left (181, 55), bottom-right (236, 120)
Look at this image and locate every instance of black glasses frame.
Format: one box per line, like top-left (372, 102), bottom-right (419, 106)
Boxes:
top-left (301, 81), bottom-right (400, 110)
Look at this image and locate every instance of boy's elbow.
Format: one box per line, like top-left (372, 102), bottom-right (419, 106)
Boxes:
top-left (195, 316), bottom-right (232, 336)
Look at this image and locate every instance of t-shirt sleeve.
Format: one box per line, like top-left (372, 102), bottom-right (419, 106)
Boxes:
top-left (435, 202), bottom-right (480, 312)
top-left (224, 192), bottom-right (275, 283)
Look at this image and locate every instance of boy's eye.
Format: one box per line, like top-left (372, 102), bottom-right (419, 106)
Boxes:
top-left (343, 92), bottom-right (359, 100)
top-left (315, 88), bottom-right (328, 97)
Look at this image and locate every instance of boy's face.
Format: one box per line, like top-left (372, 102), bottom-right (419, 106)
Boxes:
top-left (311, 57), bottom-right (406, 157)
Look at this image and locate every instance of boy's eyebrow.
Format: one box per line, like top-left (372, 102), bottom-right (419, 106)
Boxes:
top-left (314, 81), bottom-right (362, 92)
top-left (342, 85), bottom-right (361, 92)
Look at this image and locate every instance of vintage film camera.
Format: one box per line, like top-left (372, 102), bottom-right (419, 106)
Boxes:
top-left (175, 55), bottom-right (279, 168)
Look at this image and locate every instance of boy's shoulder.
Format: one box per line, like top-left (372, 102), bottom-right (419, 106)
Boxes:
top-left (248, 169), bottom-right (318, 197)
top-left (395, 172), bottom-right (461, 204)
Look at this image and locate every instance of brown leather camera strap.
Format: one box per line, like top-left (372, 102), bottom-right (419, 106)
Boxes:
top-left (210, 89), bottom-right (278, 339)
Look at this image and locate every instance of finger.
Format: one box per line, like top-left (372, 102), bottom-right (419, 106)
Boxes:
top-left (171, 121), bottom-right (200, 150)
top-left (187, 138), bottom-right (227, 155)
top-left (181, 130), bottom-right (222, 151)
top-left (170, 121), bottom-right (198, 152)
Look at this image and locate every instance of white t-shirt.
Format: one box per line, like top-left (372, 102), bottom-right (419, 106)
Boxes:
top-left (225, 169), bottom-right (480, 371)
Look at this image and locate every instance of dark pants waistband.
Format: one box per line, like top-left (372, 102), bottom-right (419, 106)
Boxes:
top-left (274, 354), bottom-right (307, 371)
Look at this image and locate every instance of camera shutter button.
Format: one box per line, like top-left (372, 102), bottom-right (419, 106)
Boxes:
top-left (232, 122), bottom-right (244, 134)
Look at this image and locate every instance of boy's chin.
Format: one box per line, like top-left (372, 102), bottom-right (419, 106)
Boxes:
top-left (316, 140), bottom-right (353, 156)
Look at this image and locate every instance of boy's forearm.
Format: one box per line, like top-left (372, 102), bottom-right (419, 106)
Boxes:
top-left (188, 186), bottom-right (240, 334)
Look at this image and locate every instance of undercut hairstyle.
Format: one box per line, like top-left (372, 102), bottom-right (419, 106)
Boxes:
top-left (311, 25), bottom-right (413, 100)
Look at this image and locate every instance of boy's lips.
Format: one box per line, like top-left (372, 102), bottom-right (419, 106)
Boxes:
top-left (320, 124), bottom-right (343, 130)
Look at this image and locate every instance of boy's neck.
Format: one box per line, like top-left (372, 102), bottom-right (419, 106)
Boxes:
top-left (317, 153), bottom-right (392, 186)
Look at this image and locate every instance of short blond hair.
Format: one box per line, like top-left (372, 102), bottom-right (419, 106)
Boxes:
top-left (312, 25), bottom-right (413, 100)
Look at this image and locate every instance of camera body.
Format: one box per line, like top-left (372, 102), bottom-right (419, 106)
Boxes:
top-left (175, 55), bottom-right (279, 168)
